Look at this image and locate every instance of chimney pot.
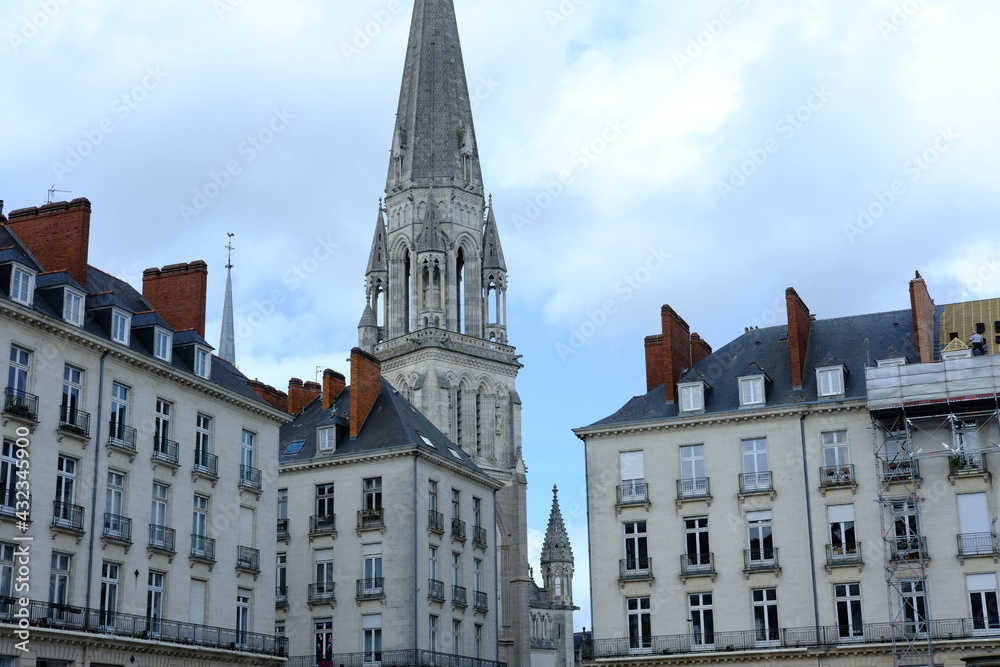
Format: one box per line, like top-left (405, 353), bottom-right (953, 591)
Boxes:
top-left (5, 197), bottom-right (92, 285)
top-left (141, 260), bottom-right (209, 336)
top-left (350, 347), bottom-right (382, 438)
top-left (322, 368), bottom-right (346, 409)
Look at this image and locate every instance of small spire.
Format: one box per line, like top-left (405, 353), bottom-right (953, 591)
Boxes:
top-left (541, 485), bottom-right (573, 565)
top-left (482, 202), bottom-right (506, 272)
top-left (219, 233), bottom-right (237, 365)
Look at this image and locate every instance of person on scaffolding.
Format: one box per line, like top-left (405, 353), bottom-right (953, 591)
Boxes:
top-left (968, 331), bottom-right (987, 355)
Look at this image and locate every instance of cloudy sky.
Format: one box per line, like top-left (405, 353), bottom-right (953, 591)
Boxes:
top-left (3, 0), bottom-right (1000, 631)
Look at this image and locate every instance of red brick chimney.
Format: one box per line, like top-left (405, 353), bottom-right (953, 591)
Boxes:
top-left (287, 378), bottom-right (322, 415)
top-left (142, 261), bottom-right (208, 337)
top-left (322, 369), bottom-right (346, 409)
top-left (690, 333), bottom-right (712, 366)
top-left (350, 347), bottom-right (382, 439)
top-left (5, 198), bottom-right (91, 286)
top-left (786, 288), bottom-right (812, 389)
top-left (909, 270), bottom-right (935, 363)
top-left (644, 305), bottom-right (692, 402)
top-left (247, 379), bottom-right (289, 412)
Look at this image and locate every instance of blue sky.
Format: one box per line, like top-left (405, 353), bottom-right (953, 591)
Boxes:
top-left (3, 0), bottom-right (1000, 631)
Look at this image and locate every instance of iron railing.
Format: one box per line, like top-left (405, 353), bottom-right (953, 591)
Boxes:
top-left (825, 542), bottom-right (863, 566)
top-left (739, 471), bottom-right (773, 494)
top-left (308, 582), bottom-right (336, 604)
top-left (152, 436), bottom-right (180, 465)
top-left (428, 510), bottom-right (444, 533)
top-left (3, 387), bottom-right (38, 421)
top-left (679, 552), bottom-right (714, 577)
top-left (819, 464), bottom-right (856, 487)
top-left (190, 534), bottom-right (216, 562)
top-left (310, 514), bottom-right (337, 535)
top-left (428, 579), bottom-right (445, 601)
top-left (108, 422), bottom-right (137, 451)
top-left (619, 557), bottom-right (652, 580)
top-left (51, 501), bottom-right (85, 532)
top-left (676, 477), bottom-right (710, 500)
top-left (451, 518), bottom-right (467, 540)
top-left (743, 548), bottom-right (779, 572)
top-left (356, 578), bottom-right (384, 600)
top-left (950, 455), bottom-right (988, 476)
top-left (891, 536), bottom-right (928, 560)
top-left (276, 585), bottom-right (288, 607)
top-left (958, 532), bottom-right (998, 557)
top-left (239, 465), bottom-right (262, 491)
top-left (473, 525), bottom-right (488, 547)
top-left (474, 590), bottom-right (488, 612)
top-left (358, 508), bottom-right (385, 530)
top-left (617, 480), bottom-right (648, 505)
top-left (58, 406), bottom-right (91, 437)
top-left (103, 513), bottom-right (132, 543)
top-left (452, 585), bottom-right (467, 607)
top-left (285, 649), bottom-right (504, 667)
top-left (193, 450), bottom-right (219, 478)
top-left (237, 546), bottom-right (260, 572)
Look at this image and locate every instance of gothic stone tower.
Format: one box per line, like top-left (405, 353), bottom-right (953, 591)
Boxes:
top-left (358, 2), bottom-right (531, 665)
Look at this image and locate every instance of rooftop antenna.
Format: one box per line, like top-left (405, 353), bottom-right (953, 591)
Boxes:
top-left (46, 184), bottom-right (71, 204)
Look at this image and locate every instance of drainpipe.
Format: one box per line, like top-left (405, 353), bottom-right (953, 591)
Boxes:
top-left (413, 455), bottom-right (419, 654)
top-left (799, 411), bottom-right (822, 643)
top-left (85, 349), bottom-right (110, 611)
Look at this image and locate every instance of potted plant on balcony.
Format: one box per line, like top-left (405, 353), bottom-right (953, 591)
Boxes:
top-left (361, 508), bottom-right (381, 518)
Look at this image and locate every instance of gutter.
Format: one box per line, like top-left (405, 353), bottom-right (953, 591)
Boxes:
top-left (799, 411), bottom-right (821, 643)
top-left (85, 348), bottom-right (109, 611)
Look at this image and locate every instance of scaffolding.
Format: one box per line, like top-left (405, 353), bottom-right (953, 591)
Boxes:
top-left (867, 354), bottom-right (1000, 667)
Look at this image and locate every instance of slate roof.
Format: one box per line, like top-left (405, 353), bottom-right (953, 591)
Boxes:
top-left (588, 309), bottom-right (915, 428)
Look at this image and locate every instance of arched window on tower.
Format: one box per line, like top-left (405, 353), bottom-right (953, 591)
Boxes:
top-left (455, 389), bottom-right (464, 449)
top-left (421, 263), bottom-right (430, 310)
top-left (475, 391), bottom-right (482, 458)
top-left (432, 260), bottom-right (442, 310)
top-left (403, 250), bottom-right (411, 334)
top-left (456, 248), bottom-right (466, 334)
top-left (486, 277), bottom-right (498, 325)
top-left (373, 280), bottom-right (385, 328)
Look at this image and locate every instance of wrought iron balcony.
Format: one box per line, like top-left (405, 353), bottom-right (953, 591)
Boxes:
top-left (192, 450), bottom-right (219, 478)
top-left (148, 524), bottom-right (176, 553)
top-left (739, 471), bottom-right (773, 494)
top-left (679, 552), bottom-right (715, 577)
top-left (356, 577), bottom-right (384, 600)
top-left (825, 542), bottom-right (863, 567)
top-left (743, 548), bottom-right (780, 572)
top-left (820, 464), bottom-right (856, 487)
top-left (881, 459), bottom-right (919, 482)
top-left (891, 536), bottom-right (928, 561)
top-left (3, 387), bottom-right (38, 421)
top-left (239, 465), bottom-right (262, 491)
top-left (619, 557), bottom-right (653, 581)
top-left (190, 534), bottom-right (216, 562)
top-left (428, 510), bottom-right (444, 533)
top-left (277, 518), bottom-right (289, 540)
top-left (51, 501), bottom-right (85, 533)
top-left (473, 525), bottom-right (488, 548)
top-left (451, 518), bottom-right (466, 540)
top-left (309, 514), bottom-right (337, 536)
top-left (428, 578), bottom-right (445, 601)
top-left (474, 590), bottom-right (488, 612)
top-left (58, 405), bottom-right (91, 437)
top-left (308, 581), bottom-right (336, 604)
top-left (237, 545), bottom-right (260, 572)
top-left (357, 507), bottom-right (384, 530)
top-left (676, 477), bottom-right (710, 500)
top-left (617, 480), bottom-right (649, 505)
top-left (285, 650), bottom-right (503, 667)
top-left (451, 585), bottom-right (467, 607)
top-left (958, 532), bottom-right (999, 557)
top-left (275, 585), bottom-right (288, 607)
top-left (950, 454), bottom-right (989, 477)
top-left (152, 436), bottom-right (180, 466)
top-left (102, 513), bottom-right (132, 543)
top-left (107, 422), bottom-right (137, 452)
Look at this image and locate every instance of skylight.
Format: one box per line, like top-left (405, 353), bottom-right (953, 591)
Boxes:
top-left (418, 433), bottom-right (434, 446)
top-left (283, 440), bottom-right (306, 455)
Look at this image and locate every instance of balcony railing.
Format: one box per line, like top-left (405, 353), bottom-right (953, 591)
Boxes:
top-left (428, 510), bottom-right (444, 533)
top-left (474, 590), bottom-right (488, 612)
top-left (103, 513), bottom-right (133, 543)
top-left (619, 557), bottom-right (653, 581)
top-left (357, 508), bottom-right (384, 530)
top-left (276, 585), bottom-right (288, 607)
top-left (743, 548), bottom-right (779, 572)
top-left (277, 518), bottom-right (289, 540)
top-left (152, 436), bottom-right (180, 465)
top-left (679, 552), bottom-right (714, 577)
top-left (51, 501), bottom-right (85, 533)
top-left (617, 480), bottom-right (649, 505)
top-left (190, 534), bottom-right (216, 562)
top-left (192, 450), bottom-right (219, 478)
top-left (356, 578), bottom-right (384, 600)
top-left (825, 542), bottom-right (863, 567)
top-left (739, 471), bottom-right (773, 494)
top-left (237, 546), bottom-right (260, 572)
top-left (891, 536), bottom-right (928, 561)
top-left (308, 582), bottom-right (336, 604)
top-left (148, 524), bottom-right (176, 553)
top-left (958, 532), bottom-right (999, 557)
top-left (451, 518), bottom-right (467, 540)
top-left (239, 465), bottom-right (262, 491)
top-left (473, 525), bottom-right (488, 547)
top-left (581, 617), bottom-right (1000, 660)
top-left (0, 597), bottom-right (286, 656)
top-left (4, 387), bottom-right (38, 421)
top-left (676, 477), bottom-right (710, 500)
top-left (58, 406), bottom-right (91, 437)
top-left (107, 422), bottom-right (137, 452)
top-left (820, 464), bottom-right (856, 487)
top-left (285, 650), bottom-right (503, 667)
top-left (452, 585), bottom-right (467, 607)
top-left (950, 455), bottom-right (988, 477)
top-left (309, 514), bottom-right (337, 536)
top-left (882, 459), bottom-right (919, 482)
top-left (428, 579), bottom-right (445, 601)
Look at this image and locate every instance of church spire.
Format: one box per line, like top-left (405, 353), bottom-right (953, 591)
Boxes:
top-left (218, 233), bottom-right (236, 365)
top-left (541, 485), bottom-right (574, 606)
top-left (386, 0), bottom-right (482, 196)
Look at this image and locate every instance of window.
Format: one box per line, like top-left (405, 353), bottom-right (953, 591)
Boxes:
top-left (109, 382), bottom-right (129, 443)
top-left (9, 265), bottom-right (33, 304)
top-left (195, 413), bottom-right (212, 468)
top-left (835, 583), bottom-right (863, 639)
top-left (679, 444), bottom-right (707, 497)
top-left (955, 420), bottom-right (983, 466)
top-left (241, 430), bottom-right (256, 476)
top-left (892, 499), bottom-right (919, 555)
top-left (151, 483), bottom-right (169, 547)
top-left (822, 430), bottom-right (849, 467)
top-left (105, 471), bottom-right (126, 538)
top-left (154, 399), bottom-right (173, 458)
top-left (314, 548), bottom-right (334, 597)
top-left (111, 308), bottom-right (130, 344)
top-left (828, 504), bottom-right (857, 558)
top-left (315, 619), bottom-right (334, 663)
top-left (689, 593), bottom-right (714, 647)
top-left (817, 366), bottom-right (844, 396)
top-left (63, 289), bottom-right (83, 326)
top-left (194, 346), bottom-right (210, 378)
top-left (451, 488), bottom-right (460, 519)
top-left (318, 427), bottom-right (335, 451)
top-left (619, 451), bottom-right (646, 503)
top-left (364, 614), bottom-right (382, 663)
top-left (752, 588), bottom-right (779, 643)
top-left (1, 440), bottom-right (17, 512)
top-left (61, 365), bottom-right (83, 427)
top-left (623, 521), bottom-right (649, 574)
top-left (100, 561), bottom-right (120, 627)
top-left (192, 494), bottom-right (209, 544)
top-left (147, 571), bottom-right (165, 635)
top-left (276, 553), bottom-right (287, 598)
top-left (747, 511), bottom-right (774, 564)
top-left (679, 383), bottom-right (704, 412)
top-left (429, 615), bottom-right (438, 651)
top-left (277, 489), bottom-right (288, 522)
top-left (49, 553), bottom-right (71, 608)
top-left (626, 597), bottom-right (651, 652)
top-left (739, 376), bottom-right (764, 406)
top-left (684, 517), bottom-right (710, 570)
top-left (452, 619), bottom-right (461, 655)
top-left (877, 357), bottom-right (907, 367)
top-left (473, 496), bottom-right (482, 529)
top-left (8, 344), bottom-right (30, 394)
top-left (428, 480), bottom-right (438, 512)
top-left (967, 573), bottom-right (1000, 633)
top-left (236, 590), bottom-right (251, 647)
top-left (154, 328), bottom-right (172, 362)
top-left (899, 580), bottom-right (926, 635)
top-left (429, 545), bottom-right (438, 580)
top-left (54, 455), bottom-right (77, 522)
top-left (959, 493), bottom-right (992, 554)
top-left (474, 624), bottom-right (483, 659)
top-left (363, 543), bottom-right (383, 594)
top-left (474, 558), bottom-right (482, 592)
top-left (452, 552), bottom-right (461, 588)
top-left (364, 477), bottom-right (382, 510)
top-left (316, 484), bottom-right (335, 521)
top-left (741, 438), bottom-right (769, 491)
top-left (0, 543), bottom-right (13, 598)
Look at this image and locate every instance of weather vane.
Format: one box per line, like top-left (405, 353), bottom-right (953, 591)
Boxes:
top-left (225, 232), bottom-right (235, 269)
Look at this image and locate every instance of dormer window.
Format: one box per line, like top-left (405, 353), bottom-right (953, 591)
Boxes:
top-left (111, 308), bottom-right (130, 345)
top-left (63, 289), bottom-right (84, 327)
top-left (10, 265), bottom-right (34, 305)
top-left (154, 328), bottom-right (172, 362)
top-left (193, 346), bottom-right (211, 379)
top-left (816, 365), bottom-right (845, 397)
top-left (739, 376), bottom-right (765, 406)
top-left (318, 427), bottom-right (336, 452)
top-left (678, 382), bottom-right (704, 412)
top-left (876, 357), bottom-right (906, 368)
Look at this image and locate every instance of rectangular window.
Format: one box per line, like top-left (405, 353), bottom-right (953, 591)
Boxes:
top-left (747, 511), bottom-right (774, 563)
top-left (429, 480), bottom-right (438, 512)
top-left (679, 444), bottom-right (707, 497)
top-left (277, 488), bottom-right (288, 521)
top-left (154, 329), bottom-right (172, 362)
top-left (626, 597), bottom-right (651, 652)
top-left (752, 588), bottom-right (779, 643)
top-left (8, 344), bottom-right (30, 394)
top-left (623, 521), bottom-right (649, 574)
top-left (195, 413), bottom-right (212, 467)
top-left (314, 548), bottom-right (334, 595)
top-left (741, 438), bottom-right (769, 490)
top-left (822, 430), bottom-right (850, 467)
top-left (316, 483), bottom-right (335, 519)
top-left (451, 488), bottom-right (461, 519)
top-left (679, 383), bottom-right (703, 411)
top-left (959, 493), bottom-right (992, 554)
top-left (364, 477), bottom-right (382, 510)
top-left (109, 382), bottom-right (129, 443)
top-left (739, 376), bottom-right (764, 406)
top-left (429, 615), bottom-right (438, 651)
top-left (318, 427), bottom-right (336, 451)
top-left (452, 619), bottom-right (461, 654)
top-left (111, 309), bottom-right (130, 344)
top-left (684, 517), bottom-right (710, 569)
top-left (54, 455), bottom-right (77, 522)
top-left (363, 543), bottom-right (383, 594)
top-left (150, 483), bottom-right (169, 547)
top-left (147, 571), bottom-right (164, 635)
top-left (893, 499), bottom-right (919, 555)
top-left (835, 583), bottom-right (863, 638)
top-left (900, 580), bottom-right (926, 635)
top-left (474, 624), bottom-right (483, 659)
top-left (194, 347), bottom-right (210, 378)
top-left (828, 504), bottom-right (857, 558)
top-left (619, 451), bottom-right (646, 503)
top-left (967, 573), bottom-right (1000, 633)
top-left (49, 553), bottom-right (71, 607)
top-left (100, 561), bottom-right (120, 627)
top-left (192, 494), bottom-right (209, 538)
top-left (63, 289), bottom-right (83, 326)
top-left (364, 614), bottom-right (382, 663)
top-left (236, 589), bottom-right (251, 647)
top-left (315, 619), bottom-right (334, 662)
top-left (817, 367), bottom-right (844, 396)
top-left (241, 430), bottom-right (255, 471)
top-left (1, 440), bottom-right (17, 511)
top-left (104, 470), bottom-right (126, 538)
top-left (473, 496), bottom-right (482, 529)
top-left (60, 364), bottom-right (84, 428)
top-left (276, 552), bottom-right (287, 597)
top-left (154, 398), bottom-right (173, 459)
top-left (10, 266), bottom-right (32, 304)
top-left (689, 593), bottom-right (714, 647)
top-left (452, 552), bottom-right (461, 587)
top-left (474, 558), bottom-right (482, 592)
top-left (0, 543), bottom-right (13, 598)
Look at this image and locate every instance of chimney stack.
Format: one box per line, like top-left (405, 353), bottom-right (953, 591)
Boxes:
top-left (5, 197), bottom-right (92, 286)
top-left (247, 379), bottom-right (289, 412)
top-left (690, 333), bottom-right (713, 366)
top-left (909, 270), bottom-right (935, 363)
top-left (785, 288), bottom-right (812, 389)
top-left (350, 347), bottom-right (382, 439)
top-left (287, 378), bottom-right (322, 415)
top-left (644, 305), bottom-right (693, 402)
top-left (322, 369), bottom-right (346, 409)
top-left (142, 261), bottom-right (209, 337)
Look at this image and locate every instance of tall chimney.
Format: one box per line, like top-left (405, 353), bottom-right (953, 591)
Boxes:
top-left (909, 270), bottom-right (935, 363)
top-left (142, 261), bottom-right (209, 336)
top-left (644, 305), bottom-right (692, 402)
top-left (690, 333), bottom-right (713, 366)
top-left (287, 378), bottom-right (322, 415)
top-left (785, 288), bottom-right (812, 389)
top-left (350, 347), bottom-right (382, 439)
top-left (322, 369), bottom-right (346, 410)
top-left (247, 379), bottom-right (289, 413)
top-left (5, 198), bottom-right (91, 286)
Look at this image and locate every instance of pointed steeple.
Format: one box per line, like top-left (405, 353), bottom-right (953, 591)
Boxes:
top-left (218, 234), bottom-right (236, 365)
top-left (415, 191), bottom-right (446, 253)
top-left (366, 202), bottom-right (389, 274)
top-left (386, 0), bottom-right (483, 196)
top-left (541, 485), bottom-right (573, 565)
top-left (482, 195), bottom-right (506, 272)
